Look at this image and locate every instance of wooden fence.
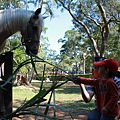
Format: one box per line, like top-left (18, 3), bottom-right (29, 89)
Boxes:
top-left (0, 52), bottom-right (13, 118)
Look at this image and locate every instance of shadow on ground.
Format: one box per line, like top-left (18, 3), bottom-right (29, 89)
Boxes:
top-left (13, 99), bottom-right (89, 120)
top-left (12, 81), bottom-right (95, 120)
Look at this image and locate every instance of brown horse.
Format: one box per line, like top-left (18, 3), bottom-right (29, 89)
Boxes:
top-left (0, 8), bottom-right (43, 55)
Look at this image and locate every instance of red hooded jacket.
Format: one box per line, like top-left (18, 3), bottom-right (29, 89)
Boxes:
top-left (78, 77), bottom-right (119, 117)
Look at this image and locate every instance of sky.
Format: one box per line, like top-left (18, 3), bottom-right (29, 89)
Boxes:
top-left (43, 9), bottom-right (73, 54)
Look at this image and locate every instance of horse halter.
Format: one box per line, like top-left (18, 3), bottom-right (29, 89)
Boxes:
top-left (22, 14), bottom-right (40, 45)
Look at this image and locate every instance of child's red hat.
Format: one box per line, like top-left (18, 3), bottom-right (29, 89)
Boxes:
top-left (94, 58), bottom-right (118, 73)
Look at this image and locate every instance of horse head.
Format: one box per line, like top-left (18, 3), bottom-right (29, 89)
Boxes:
top-left (21, 8), bottom-right (43, 55)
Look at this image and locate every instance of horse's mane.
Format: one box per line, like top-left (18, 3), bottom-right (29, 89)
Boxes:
top-left (0, 8), bottom-right (43, 52)
top-left (0, 9), bottom-right (33, 32)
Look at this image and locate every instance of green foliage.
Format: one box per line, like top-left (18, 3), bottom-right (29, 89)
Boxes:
top-left (54, 0), bottom-right (120, 73)
top-left (2, 53), bottom-right (72, 119)
top-left (0, 0), bottom-right (23, 9)
top-left (5, 37), bottom-right (27, 74)
top-left (56, 0), bottom-right (120, 58)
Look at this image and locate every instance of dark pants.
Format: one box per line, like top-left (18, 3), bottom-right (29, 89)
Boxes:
top-left (87, 108), bottom-right (115, 120)
top-left (87, 108), bottom-right (101, 120)
top-left (100, 115), bottom-right (115, 120)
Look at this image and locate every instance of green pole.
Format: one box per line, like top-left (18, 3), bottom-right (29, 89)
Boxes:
top-left (53, 81), bottom-right (56, 118)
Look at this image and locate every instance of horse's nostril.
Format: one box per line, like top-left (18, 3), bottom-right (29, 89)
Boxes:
top-left (26, 48), bottom-right (38, 55)
top-left (33, 49), bottom-right (38, 54)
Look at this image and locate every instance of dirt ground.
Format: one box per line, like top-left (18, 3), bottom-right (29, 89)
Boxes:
top-left (12, 105), bottom-right (88, 120)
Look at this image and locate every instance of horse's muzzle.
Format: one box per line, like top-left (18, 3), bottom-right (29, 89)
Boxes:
top-left (26, 48), bottom-right (38, 55)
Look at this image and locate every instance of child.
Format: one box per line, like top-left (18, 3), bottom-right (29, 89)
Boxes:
top-left (73, 58), bottom-right (119, 120)
top-left (80, 57), bottom-right (106, 120)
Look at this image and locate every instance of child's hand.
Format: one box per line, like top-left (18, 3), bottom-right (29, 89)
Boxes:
top-left (102, 107), bottom-right (108, 113)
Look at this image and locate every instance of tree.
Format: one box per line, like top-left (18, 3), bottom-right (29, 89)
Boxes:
top-left (55, 0), bottom-right (120, 57)
top-left (0, 0), bottom-right (24, 9)
top-left (58, 29), bottom-right (93, 73)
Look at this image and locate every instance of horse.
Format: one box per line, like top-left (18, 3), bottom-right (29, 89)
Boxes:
top-left (0, 8), bottom-right (43, 55)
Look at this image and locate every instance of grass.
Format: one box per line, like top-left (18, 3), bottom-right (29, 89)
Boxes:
top-left (13, 87), bottom-right (36, 100)
top-left (13, 81), bottom-right (95, 119)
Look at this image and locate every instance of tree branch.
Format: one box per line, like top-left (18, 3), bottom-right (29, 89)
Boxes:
top-left (96, 1), bottom-right (110, 56)
top-left (58, 0), bottom-right (100, 56)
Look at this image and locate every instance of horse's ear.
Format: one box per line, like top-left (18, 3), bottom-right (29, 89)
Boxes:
top-left (35, 8), bottom-right (41, 16)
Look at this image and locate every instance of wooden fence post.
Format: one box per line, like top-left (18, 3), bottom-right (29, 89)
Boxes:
top-left (0, 52), bottom-right (13, 117)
